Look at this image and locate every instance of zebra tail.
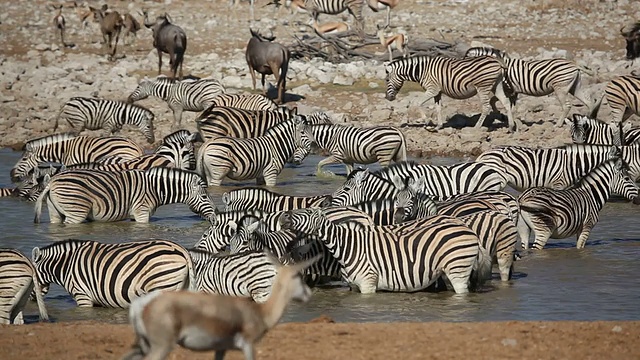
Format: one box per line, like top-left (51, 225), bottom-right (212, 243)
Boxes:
top-left (195, 142), bottom-right (208, 181)
top-left (470, 245), bottom-right (492, 290)
top-left (519, 203), bottom-right (555, 229)
top-left (578, 65), bottom-right (595, 77)
top-left (32, 274), bottom-right (49, 322)
top-left (396, 132), bottom-right (408, 162)
top-left (34, 184), bottom-right (51, 224)
top-left (185, 250), bottom-right (197, 291)
top-left (588, 96), bottom-right (604, 119)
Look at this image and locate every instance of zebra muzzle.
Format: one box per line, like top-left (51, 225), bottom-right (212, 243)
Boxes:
top-left (633, 196), bottom-right (640, 205)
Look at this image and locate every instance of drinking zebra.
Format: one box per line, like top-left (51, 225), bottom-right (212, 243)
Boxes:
top-left (188, 248), bottom-right (277, 303)
top-left (221, 186), bottom-right (330, 212)
top-left (34, 167), bottom-right (217, 224)
top-left (517, 159), bottom-right (640, 249)
top-left (54, 97), bottom-right (156, 143)
top-left (10, 133), bottom-right (144, 183)
top-left (591, 74), bottom-right (640, 127)
top-left (31, 239), bottom-right (195, 308)
top-left (384, 55), bottom-right (512, 130)
top-left (12, 165), bottom-right (60, 202)
top-left (465, 47), bottom-right (591, 127)
top-left (208, 93), bottom-right (278, 111)
top-left (127, 76), bottom-right (226, 127)
top-left (280, 208), bottom-right (483, 294)
top-left (347, 197), bottom-right (424, 225)
top-left (0, 249), bottom-right (48, 324)
top-left (567, 114), bottom-right (640, 146)
top-left (294, 121), bottom-right (407, 176)
top-left (0, 188), bottom-right (14, 197)
top-left (196, 118), bottom-right (305, 186)
top-left (304, 0), bottom-right (365, 36)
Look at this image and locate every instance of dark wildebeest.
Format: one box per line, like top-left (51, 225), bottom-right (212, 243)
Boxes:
top-left (143, 11), bottom-right (187, 80)
top-left (245, 29), bottom-right (290, 104)
top-left (621, 22), bottom-right (640, 60)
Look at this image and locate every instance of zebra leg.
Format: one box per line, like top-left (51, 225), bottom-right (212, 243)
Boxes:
top-left (497, 251), bottom-right (515, 281)
top-left (493, 82), bottom-right (519, 132)
top-left (516, 214), bottom-right (532, 250)
top-left (315, 155), bottom-right (342, 177)
top-left (576, 223), bottom-right (594, 249)
top-left (215, 350), bottom-right (226, 360)
top-left (73, 293), bottom-right (94, 307)
top-left (432, 92), bottom-right (444, 129)
top-left (171, 106), bottom-right (183, 129)
top-left (474, 88), bottom-right (493, 129)
top-left (131, 207), bottom-right (152, 223)
top-left (554, 89), bottom-right (572, 127)
top-left (46, 200), bottom-right (64, 224)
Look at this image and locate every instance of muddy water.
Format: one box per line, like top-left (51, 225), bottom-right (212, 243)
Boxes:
top-left (1, 148), bottom-right (639, 324)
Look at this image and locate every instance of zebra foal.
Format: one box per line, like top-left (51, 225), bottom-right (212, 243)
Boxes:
top-left (294, 120), bottom-right (407, 177)
top-left (55, 97), bottom-right (156, 143)
top-left (384, 55), bottom-right (512, 131)
top-left (34, 167), bottom-right (217, 224)
top-left (127, 76), bottom-right (226, 128)
top-left (222, 186), bottom-right (330, 212)
top-left (32, 239), bottom-right (195, 308)
top-left (0, 249), bottom-right (48, 324)
top-left (518, 159), bottom-right (640, 250)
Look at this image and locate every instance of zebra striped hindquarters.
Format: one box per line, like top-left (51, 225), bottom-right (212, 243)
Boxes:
top-left (55, 97), bottom-right (156, 143)
top-left (0, 249), bottom-right (48, 324)
top-left (436, 191), bottom-right (521, 226)
top-left (188, 249), bottom-right (277, 303)
top-left (592, 74), bottom-right (640, 127)
top-left (34, 167), bottom-right (217, 224)
top-left (280, 208), bottom-right (482, 294)
top-left (294, 121), bottom-right (407, 176)
top-left (196, 118), bottom-right (304, 186)
top-left (222, 186), bottom-right (330, 212)
top-left (127, 76), bottom-right (226, 127)
top-left (10, 133), bottom-right (144, 183)
top-left (31, 239), bottom-right (195, 308)
top-left (383, 55), bottom-right (512, 131)
top-left (517, 159), bottom-right (640, 250)
top-left (567, 114), bottom-right (640, 146)
top-left (208, 93), bottom-right (278, 111)
top-left (197, 106), bottom-right (297, 141)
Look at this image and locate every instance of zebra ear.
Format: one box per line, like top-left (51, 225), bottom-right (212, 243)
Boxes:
top-left (247, 220), bottom-right (261, 233)
top-left (409, 177), bottom-right (425, 193)
top-left (383, 62), bottom-right (392, 72)
top-left (32, 247), bottom-right (41, 263)
top-left (228, 220), bottom-right (238, 232)
top-left (353, 168), bottom-right (369, 183)
top-left (390, 174), bottom-right (405, 189)
top-left (221, 192), bottom-right (230, 206)
top-left (290, 106), bottom-right (298, 116)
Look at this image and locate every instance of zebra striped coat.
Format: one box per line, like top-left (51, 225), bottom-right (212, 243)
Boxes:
top-left (567, 114), bottom-right (640, 146)
top-left (295, 122), bottom-right (407, 176)
top-left (127, 76), bottom-right (226, 127)
top-left (517, 159), bottom-right (640, 250)
top-left (384, 55), bottom-right (511, 130)
top-left (32, 239), bottom-right (195, 308)
top-left (34, 167), bottom-right (216, 224)
top-left (0, 249), bottom-right (48, 324)
top-left (593, 74), bottom-right (640, 126)
top-left (436, 190), bottom-right (520, 225)
top-left (0, 188), bottom-right (14, 197)
top-left (188, 249), bottom-right (276, 303)
top-left (222, 186), bottom-right (330, 212)
top-left (12, 165), bottom-right (60, 202)
top-left (208, 93), bottom-right (278, 111)
top-left (10, 133), bottom-right (144, 183)
top-left (196, 118), bottom-right (305, 186)
top-left (281, 208), bottom-right (482, 294)
top-left (465, 47), bottom-right (589, 127)
top-left (55, 97), bottom-right (156, 143)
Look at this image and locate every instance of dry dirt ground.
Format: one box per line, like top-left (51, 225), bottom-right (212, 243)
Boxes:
top-left (2, 320), bottom-right (640, 360)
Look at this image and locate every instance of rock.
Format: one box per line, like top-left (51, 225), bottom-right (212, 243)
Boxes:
top-left (34, 43), bottom-right (49, 51)
top-left (501, 338), bottom-right (517, 347)
top-left (222, 75), bottom-right (246, 89)
top-left (333, 74), bottom-right (355, 86)
top-left (612, 326), bottom-right (623, 333)
top-left (370, 109), bottom-right (392, 122)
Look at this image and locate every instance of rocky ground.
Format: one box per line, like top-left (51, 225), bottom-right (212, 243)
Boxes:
top-left (0, 0), bottom-right (637, 157)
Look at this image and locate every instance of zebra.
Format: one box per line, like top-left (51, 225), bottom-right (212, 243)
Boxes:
top-left (221, 186), bottom-right (330, 212)
top-left (54, 97), bottom-right (156, 143)
top-left (194, 206), bottom-right (374, 253)
top-left (127, 76), bottom-right (226, 127)
top-left (0, 249), bottom-right (48, 324)
top-left (10, 133), bottom-right (144, 183)
top-left (280, 208), bottom-right (484, 294)
top-left (383, 55), bottom-right (513, 131)
top-left (0, 188), bottom-right (14, 197)
top-left (347, 198), bottom-right (413, 225)
top-left (188, 248), bottom-right (277, 303)
top-left (208, 93), bottom-right (278, 111)
top-left (436, 191), bottom-right (520, 225)
top-left (565, 114), bottom-right (640, 146)
top-left (34, 167), bottom-right (217, 224)
top-left (12, 165), bottom-right (61, 202)
top-left (294, 120), bottom-right (407, 177)
top-left (465, 47), bottom-right (591, 127)
top-left (304, 0), bottom-right (365, 36)
top-left (196, 118), bottom-right (305, 186)
top-left (31, 239), bottom-right (195, 308)
top-left (591, 74), bottom-right (640, 127)
top-left (517, 159), bottom-right (640, 250)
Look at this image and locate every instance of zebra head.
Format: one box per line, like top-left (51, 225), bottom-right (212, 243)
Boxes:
top-left (11, 150), bottom-right (40, 183)
top-left (194, 222), bottom-right (229, 254)
top-left (392, 176), bottom-right (435, 222)
top-left (149, 168), bottom-right (218, 221)
top-left (384, 61), bottom-right (403, 101)
top-left (279, 208), bottom-right (327, 237)
top-left (156, 131), bottom-right (198, 170)
top-left (621, 145), bottom-right (640, 182)
top-left (568, 114), bottom-right (621, 146)
top-left (292, 116), bottom-right (314, 165)
top-left (140, 108), bottom-right (156, 143)
top-left (330, 168), bottom-right (370, 206)
top-left (127, 76), bottom-right (155, 103)
top-left (228, 215), bottom-right (262, 254)
top-left (610, 159), bottom-right (640, 203)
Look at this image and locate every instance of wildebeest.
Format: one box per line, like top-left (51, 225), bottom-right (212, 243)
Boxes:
top-left (245, 29), bottom-right (290, 104)
top-left (621, 21), bottom-right (640, 60)
top-left (143, 11), bottom-right (187, 80)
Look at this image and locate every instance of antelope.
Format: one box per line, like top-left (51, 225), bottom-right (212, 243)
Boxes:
top-left (73, 1), bottom-right (93, 30)
top-left (122, 254), bottom-right (320, 360)
top-left (377, 24), bottom-right (409, 62)
top-left (284, 0), bottom-right (308, 14)
top-left (52, 4), bottom-right (66, 46)
top-left (310, 19), bottom-right (350, 35)
top-left (367, 0), bottom-right (401, 28)
top-left (121, 12), bottom-right (141, 45)
top-left (89, 4), bottom-right (123, 60)
top-left (143, 10), bottom-right (188, 80)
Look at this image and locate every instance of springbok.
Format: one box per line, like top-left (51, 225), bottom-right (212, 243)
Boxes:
top-left (367, 0), bottom-right (401, 28)
top-left (310, 19), bottom-right (350, 35)
top-left (52, 4), bottom-right (66, 46)
top-left (122, 254), bottom-right (319, 360)
top-left (377, 24), bottom-right (409, 62)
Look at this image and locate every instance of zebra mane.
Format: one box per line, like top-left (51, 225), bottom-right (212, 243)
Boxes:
top-left (146, 167), bottom-right (201, 181)
top-left (557, 143), bottom-right (619, 154)
top-left (188, 248), bottom-right (229, 260)
top-left (372, 160), bottom-right (419, 177)
top-left (157, 130), bottom-right (195, 148)
top-left (574, 158), bottom-right (623, 187)
top-left (24, 133), bottom-right (77, 151)
top-left (38, 238), bottom-right (92, 251)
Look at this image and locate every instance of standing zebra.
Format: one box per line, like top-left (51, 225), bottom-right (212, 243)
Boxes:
top-left (566, 114), bottom-right (640, 146)
top-left (208, 93), bottom-right (278, 111)
top-left (12, 165), bottom-right (60, 202)
top-left (222, 186), bottom-right (330, 212)
top-left (304, 0), bottom-right (365, 36)
top-left (436, 191), bottom-right (521, 225)
top-left (465, 47), bottom-right (591, 127)
top-left (591, 74), bottom-right (640, 126)
top-left (196, 118), bottom-right (305, 186)
top-left (54, 97), bottom-right (156, 143)
top-left (10, 133), bottom-right (144, 183)
top-left (31, 239), bottom-right (194, 308)
top-left (294, 121), bottom-right (407, 176)
top-left (34, 167), bottom-right (217, 224)
top-left (127, 76), bottom-right (226, 128)
top-left (280, 208), bottom-right (483, 294)
top-left (384, 55), bottom-right (512, 130)
top-left (518, 159), bottom-right (640, 250)
top-left (0, 249), bottom-right (48, 324)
